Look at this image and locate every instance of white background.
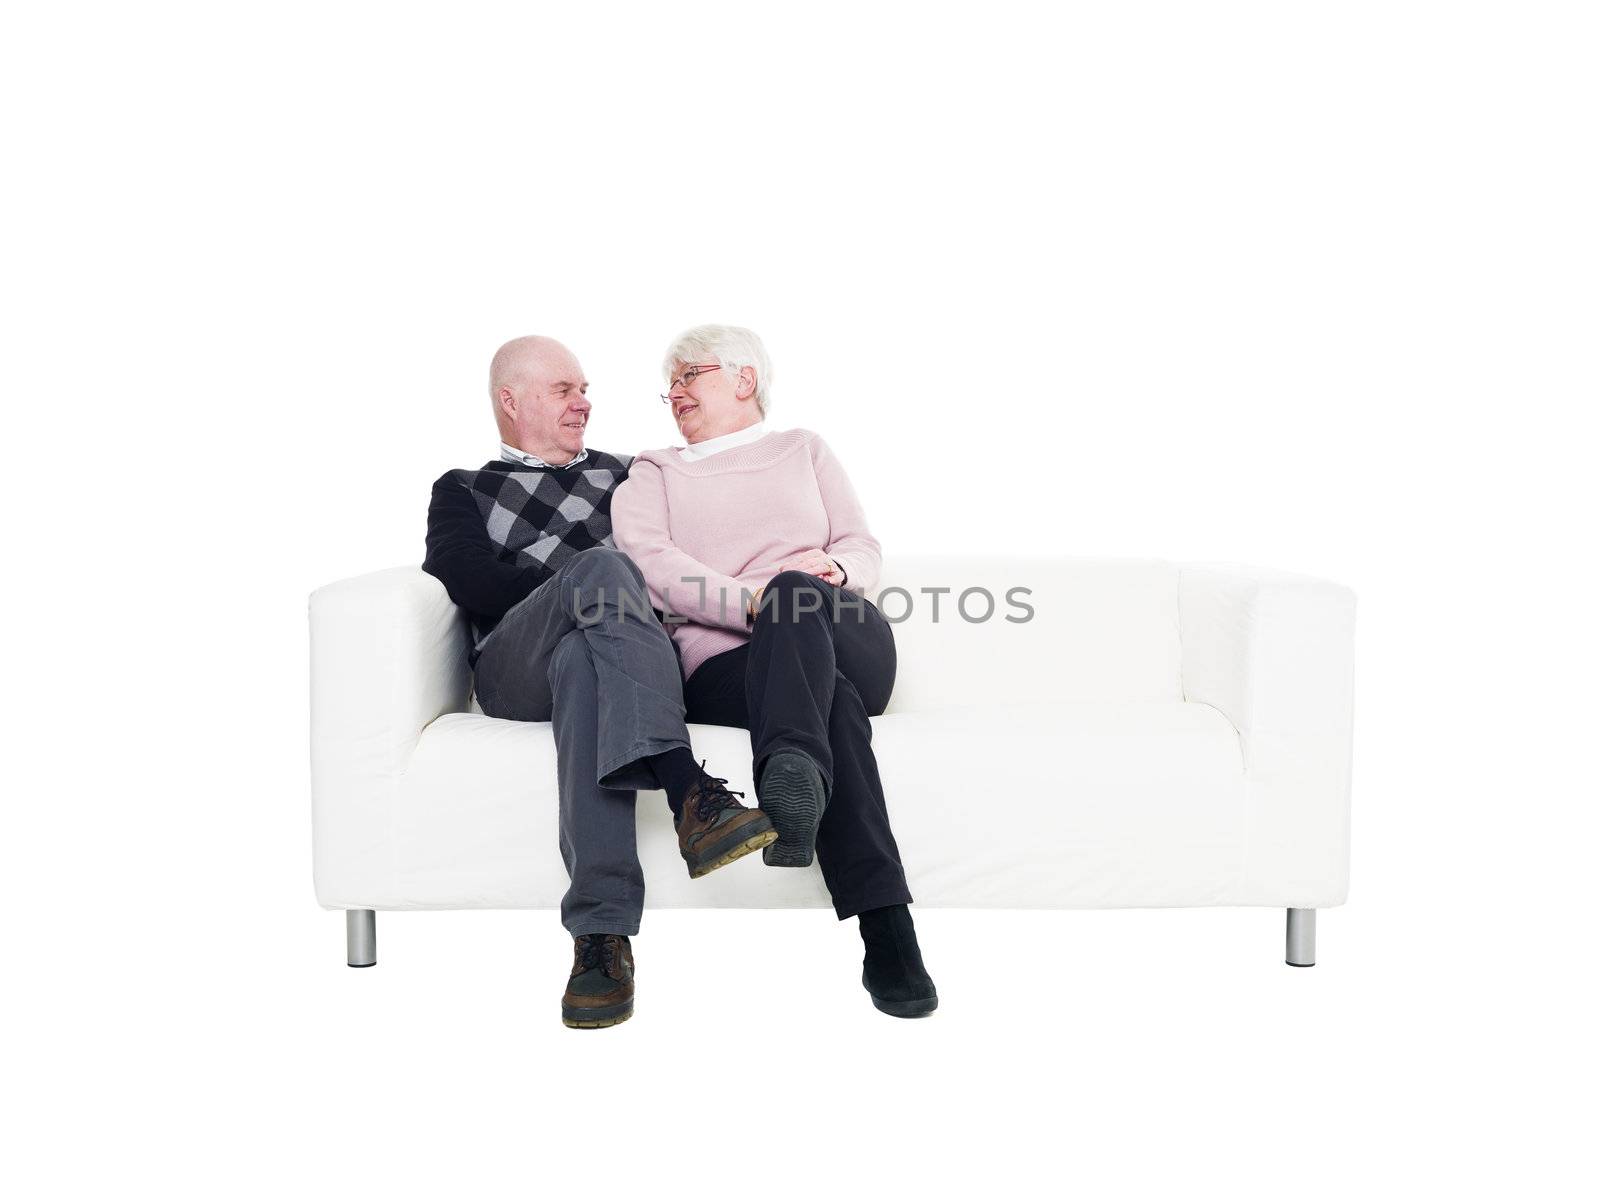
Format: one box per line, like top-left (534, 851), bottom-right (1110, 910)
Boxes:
top-left (5, 1), bottom-right (1597, 1196)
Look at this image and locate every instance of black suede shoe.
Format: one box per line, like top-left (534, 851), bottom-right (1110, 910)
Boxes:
top-left (758, 750), bottom-right (828, 867)
top-left (858, 904), bottom-right (938, 1018)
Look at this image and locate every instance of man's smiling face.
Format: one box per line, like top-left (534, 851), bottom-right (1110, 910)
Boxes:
top-left (500, 343), bottom-right (591, 463)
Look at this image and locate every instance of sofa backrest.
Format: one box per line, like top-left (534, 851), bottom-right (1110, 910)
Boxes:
top-left (875, 555), bottom-right (1182, 713)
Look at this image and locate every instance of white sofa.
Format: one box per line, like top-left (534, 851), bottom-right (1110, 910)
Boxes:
top-left (309, 556), bottom-right (1355, 968)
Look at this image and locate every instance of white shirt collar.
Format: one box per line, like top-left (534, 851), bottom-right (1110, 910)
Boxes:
top-left (678, 421), bottom-right (769, 462)
top-left (499, 441), bottom-right (589, 469)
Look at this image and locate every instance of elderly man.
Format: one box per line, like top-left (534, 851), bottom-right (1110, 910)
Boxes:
top-left (422, 336), bottom-right (776, 1029)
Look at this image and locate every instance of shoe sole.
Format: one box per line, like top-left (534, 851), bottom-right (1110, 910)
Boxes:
top-left (868, 993), bottom-right (939, 1018)
top-left (685, 820), bottom-right (780, 879)
top-left (759, 754), bottom-right (826, 867)
top-left (562, 999), bottom-right (635, 1028)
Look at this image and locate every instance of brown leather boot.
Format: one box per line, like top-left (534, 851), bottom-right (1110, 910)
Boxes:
top-left (676, 773), bottom-right (778, 879)
top-left (561, 934), bottom-right (634, 1029)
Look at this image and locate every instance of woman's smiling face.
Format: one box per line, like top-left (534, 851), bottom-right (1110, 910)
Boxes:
top-left (667, 359), bottom-right (759, 443)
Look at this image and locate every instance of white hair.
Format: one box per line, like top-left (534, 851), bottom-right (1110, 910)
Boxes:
top-left (661, 324), bottom-right (773, 417)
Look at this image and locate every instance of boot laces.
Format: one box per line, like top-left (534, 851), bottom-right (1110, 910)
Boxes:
top-left (690, 762), bottom-right (746, 822)
top-left (576, 934), bottom-right (620, 975)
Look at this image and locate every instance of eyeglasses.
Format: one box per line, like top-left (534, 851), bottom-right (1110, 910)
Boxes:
top-left (659, 363), bottom-right (721, 403)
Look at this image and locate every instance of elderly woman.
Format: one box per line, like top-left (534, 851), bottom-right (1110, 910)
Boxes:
top-left (611, 324), bottom-right (936, 1018)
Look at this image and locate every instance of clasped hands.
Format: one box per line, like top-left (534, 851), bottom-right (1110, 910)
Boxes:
top-left (746, 548), bottom-right (844, 620)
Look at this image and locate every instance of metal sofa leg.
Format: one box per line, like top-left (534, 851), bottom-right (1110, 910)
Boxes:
top-left (347, 909), bottom-right (376, 968)
top-left (1285, 908), bottom-right (1316, 967)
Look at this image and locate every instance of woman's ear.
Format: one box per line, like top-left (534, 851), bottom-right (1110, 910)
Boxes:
top-left (738, 366), bottom-right (756, 400)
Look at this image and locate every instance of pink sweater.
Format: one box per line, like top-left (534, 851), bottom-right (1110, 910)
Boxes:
top-left (610, 428), bottom-right (882, 678)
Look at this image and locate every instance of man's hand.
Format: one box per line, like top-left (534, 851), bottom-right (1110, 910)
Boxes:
top-left (773, 548), bottom-right (844, 585)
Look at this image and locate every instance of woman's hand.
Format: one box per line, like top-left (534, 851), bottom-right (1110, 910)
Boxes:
top-left (774, 548), bottom-right (844, 585)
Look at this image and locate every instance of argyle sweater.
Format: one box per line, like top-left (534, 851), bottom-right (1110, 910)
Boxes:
top-left (422, 450), bottom-right (633, 663)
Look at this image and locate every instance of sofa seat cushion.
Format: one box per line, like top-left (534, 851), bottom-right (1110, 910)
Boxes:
top-left (375, 701), bottom-right (1245, 910)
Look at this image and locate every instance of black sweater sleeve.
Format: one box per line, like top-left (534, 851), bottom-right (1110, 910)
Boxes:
top-left (422, 472), bottom-right (550, 627)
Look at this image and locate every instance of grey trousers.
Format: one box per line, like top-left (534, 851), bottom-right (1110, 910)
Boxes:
top-left (471, 547), bottom-right (689, 937)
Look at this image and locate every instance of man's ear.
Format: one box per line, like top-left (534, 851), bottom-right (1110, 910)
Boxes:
top-left (498, 386), bottom-right (517, 423)
top-left (738, 366), bottom-right (756, 401)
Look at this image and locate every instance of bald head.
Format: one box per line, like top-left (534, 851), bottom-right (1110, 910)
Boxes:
top-left (487, 335), bottom-right (591, 464)
top-left (490, 336), bottom-right (569, 425)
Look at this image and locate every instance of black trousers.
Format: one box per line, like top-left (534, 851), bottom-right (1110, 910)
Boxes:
top-left (682, 570), bottom-right (914, 919)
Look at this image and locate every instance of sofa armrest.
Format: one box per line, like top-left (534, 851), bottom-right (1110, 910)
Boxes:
top-left (1179, 564), bottom-right (1356, 775)
top-left (309, 566), bottom-right (470, 905)
top-left (1179, 564), bottom-right (1357, 904)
